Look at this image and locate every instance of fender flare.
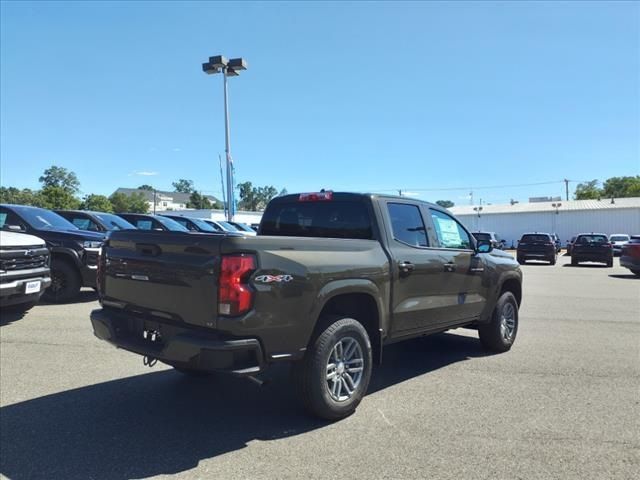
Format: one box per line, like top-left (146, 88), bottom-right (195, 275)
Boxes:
top-left (49, 247), bottom-right (82, 269)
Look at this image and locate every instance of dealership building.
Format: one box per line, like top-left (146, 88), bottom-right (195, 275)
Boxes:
top-left (449, 197), bottom-right (640, 248)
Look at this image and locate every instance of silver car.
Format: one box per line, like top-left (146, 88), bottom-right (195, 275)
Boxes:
top-left (609, 234), bottom-right (630, 256)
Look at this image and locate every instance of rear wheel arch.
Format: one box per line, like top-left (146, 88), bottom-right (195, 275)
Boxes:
top-left (311, 291), bottom-right (383, 365)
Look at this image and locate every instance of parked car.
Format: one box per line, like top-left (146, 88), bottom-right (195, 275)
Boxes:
top-left (609, 234), bottom-right (630, 256)
top-left (551, 233), bottom-right (562, 253)
top-left (620, 235), bottom-right (640, 276)
top-left (571, 233), bottom-right (613, 267)
top-left (91, 191), bottom-right (523, 420)
top-left (0, 204), bottom-right (104, 302)
top-left (160, 215), bottom-right (231, 234)
top-left (116, 213), bottom-right (189, 232)
top-left (566, 236), bottom-right (576, 256)
top-left (55, 210), bottom-right (136, 232)
top-left (227, 221), bottom-right (257, 236)
top-left (516, 233), bottom-right (557, 265)
top-left (0, 231), bottom-right (51, 311)
top-left (202, 219), bottom-right (229, 232)
top-left (472, 231), bottom-right (505, 250)
top-left (203, 219), bottom-right (252, 235)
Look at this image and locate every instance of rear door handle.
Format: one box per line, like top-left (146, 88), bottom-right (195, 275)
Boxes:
top-left (398, 261), bottom-right (415, 276)
top-left (444, 262), bottom-right (456, 272)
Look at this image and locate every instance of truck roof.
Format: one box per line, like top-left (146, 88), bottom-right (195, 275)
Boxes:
top-left (272, 191), bottom-right (444, 210)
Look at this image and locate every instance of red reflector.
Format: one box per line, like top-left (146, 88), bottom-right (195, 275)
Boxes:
top-left (218, 254), bottom-right (256, 316)
top-left (298, 191), bottom-right (333, 202)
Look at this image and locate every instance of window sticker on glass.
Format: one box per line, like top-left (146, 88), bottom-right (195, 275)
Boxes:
top-left (435, 217), bottom-right (462, 247)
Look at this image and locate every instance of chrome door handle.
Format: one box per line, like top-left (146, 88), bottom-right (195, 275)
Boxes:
top-left (444, 262), bottom-right (456, 272)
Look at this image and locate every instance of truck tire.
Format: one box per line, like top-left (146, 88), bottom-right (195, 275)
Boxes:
top-left (632, 270), bottom-right (640, 277)
top-left (293, 317), bottom-right (372, 420)
top-left (550, 255), bottom-right (556, 265)
top-left (517, 257), bottom-right (525, 265)
top-left (571, 257), bottom-right (578, 266)
top-left (478, 291), bottom-right (519, 353)
top-left (606, 259), bottom-right (613, 268)
top-left (43, 259), bottom-right (81, 303)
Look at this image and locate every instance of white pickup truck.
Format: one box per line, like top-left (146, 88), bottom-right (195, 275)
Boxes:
top-left (0, 231), bottom-right (52, 311)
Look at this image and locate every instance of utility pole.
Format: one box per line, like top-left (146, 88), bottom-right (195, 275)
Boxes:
top-left (219, 154), bottom-right (227, 217)
top-left (564, 179), bottom-right (569, 201)
top-left (153, 189), bottom-right (157, 214)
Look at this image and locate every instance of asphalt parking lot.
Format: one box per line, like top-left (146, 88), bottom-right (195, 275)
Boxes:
top-left (1, 255), bottom-right (638, 480)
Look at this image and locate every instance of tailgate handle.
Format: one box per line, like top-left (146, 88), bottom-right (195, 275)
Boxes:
top-left (136, 243), bottom-right (162, 256)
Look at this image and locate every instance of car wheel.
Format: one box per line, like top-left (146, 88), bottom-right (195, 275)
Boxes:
top-left (571, 257), bottom-right (578, 266)
top-left (478, 291), bottom-right (519, 353)
top-left (550, 255), bottom-right (556, 265)
top-left (606, 259), bottom-right (613, 268)
top-left (293, 316), bottom-right (372, 420)
top-left (43, 259), bottom-right (81, 303)
top-left (517, 257), bottom-right (525, 265)
top-left (631, 270), bottom-right (640, 277)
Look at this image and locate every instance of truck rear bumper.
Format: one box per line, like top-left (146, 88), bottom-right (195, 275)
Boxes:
top-left (90, 308), bottom-right (265, 375)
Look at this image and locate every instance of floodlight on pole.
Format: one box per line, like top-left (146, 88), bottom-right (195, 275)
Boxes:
top-left (202, 55), bottom-right (248, 221)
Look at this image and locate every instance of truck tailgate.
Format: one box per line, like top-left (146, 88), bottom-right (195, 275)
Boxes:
top-left (101, 231), bottom-right (223, 328)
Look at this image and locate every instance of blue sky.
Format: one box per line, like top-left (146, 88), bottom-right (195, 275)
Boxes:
top-left (1, 1), bottom-right (638, 205)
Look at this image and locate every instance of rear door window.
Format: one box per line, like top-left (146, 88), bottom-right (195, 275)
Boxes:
top-left (520, 234), bottom-right (550, 243)
top-left (387, 203), bottom-right (428, 247)
top-left (577, 234), bottom-right (608, 244)
top-left (136, 220), bottom-right (153, 230)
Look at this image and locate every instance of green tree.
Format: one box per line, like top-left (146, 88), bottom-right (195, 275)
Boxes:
top-left (39, 186), bottom-right (81, 209)
top-left (109, 192), bottom-right (149, 213)
top-left (187, 191), bottom-right (213, 209)
top-left (237, 182), bottom-right (278, 211)
top-left (574, 180), bottom-right (601, 200)
top-left (435, 200), bottom-right (454, 208)
top-left (172, 179), bottom-right (194, 194)
top-left (601, 176), bottom-right (640, 198)
top-left (39, 166), bottom-right (80, 194)
top-left (81, 194), bottom-right (113, 212)
top-left (278, 188), bottom-right (288, 197)
top-left (138, 184), bottom-right (154, 191)
top-left (0, 187), bottom-right (45, 206)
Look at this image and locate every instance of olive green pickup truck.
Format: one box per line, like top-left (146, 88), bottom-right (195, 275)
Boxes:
top-left (91, 192), bottom-right (522, 420)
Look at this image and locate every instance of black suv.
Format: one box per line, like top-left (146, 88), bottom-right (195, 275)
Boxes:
top-left (116, 213), bottom-right (189, 232)
top-left (571, 233), bottom-right (613, 267)
top-left (0, 204), bottom-right (105, 302)
top-left (55, 210), bottom-right (136, 232)
top-left (517, 233), bottom-right (557, 265)
top-left (472, 232), bottom-right (505, 250)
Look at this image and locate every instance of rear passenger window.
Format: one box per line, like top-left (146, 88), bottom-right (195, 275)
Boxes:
top-left (387, 203), bottom-right (428, 247)
top-left (136, 220), bottom-right (153, 230)
top-left (430, 209), bottom-right (472, 249)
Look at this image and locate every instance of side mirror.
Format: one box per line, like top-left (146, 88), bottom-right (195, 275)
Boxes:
top-left (476, 239), bottom-right (493, 253)
top-left (7, 224), bottom-right (25, 232)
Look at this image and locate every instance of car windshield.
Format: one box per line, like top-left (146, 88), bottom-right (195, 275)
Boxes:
top-left (14, 207), bottom-right (78, 230)
top-left (230, 222), bottom-right (255, 232)
top-left (188, 218), bottom-right (218, 232)
top-left (521, 234), bottom-right (550, 243)
top-left (609, 235), bottom-right (629, 242)
top-left (93, 213), bottom-right (136, 230)
top-left (577, 235), bottom-right (608, 244)
top-left (153, 216), bottom-right (189, 232)
top-left (218, 221), bottom-right (241, 231)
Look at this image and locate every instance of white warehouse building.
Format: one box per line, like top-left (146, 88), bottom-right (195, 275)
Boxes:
top-left (449, 197), bottom-right (640, 248)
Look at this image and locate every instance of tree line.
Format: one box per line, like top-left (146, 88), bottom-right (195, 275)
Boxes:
top-left (574, 176), bottom-right (640, 200)
top-left (0, 166), bottom-right (287, 213)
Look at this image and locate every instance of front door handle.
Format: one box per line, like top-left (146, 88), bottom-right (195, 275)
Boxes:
top-left (444, 262), bottom-right (456, 272)
top-left (398, 261), bottom-right (415, 276)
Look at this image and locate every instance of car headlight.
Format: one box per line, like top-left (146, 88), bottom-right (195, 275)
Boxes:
top-left (82, 241), bottom-right (103, 249)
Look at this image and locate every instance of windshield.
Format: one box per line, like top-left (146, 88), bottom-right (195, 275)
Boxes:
top-left (260, 200), bottom-right (373, 239)
top-left (154, 216), bottom-right (189, 232)
top-left (93, 213), bottom-right (136, 230)
top-left (218, 221), bottom-right (241, 231)
top-left (14, 207), bottom-right (78, 230)
top-left (609, 235), bottom-right (629, 242)
top-left (230, 222), bottom-right (255, 232)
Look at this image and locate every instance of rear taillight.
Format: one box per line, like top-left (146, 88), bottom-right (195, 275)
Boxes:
top-left (218, 254), bottom-right (256, 316)
top-left (602, 243), bottom-right (611, 248)
top-left (623, 244), bottom-right (640, 258)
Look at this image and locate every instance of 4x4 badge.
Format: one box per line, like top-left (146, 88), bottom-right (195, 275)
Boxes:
top-left (255, 274), bottom-right (293, 283)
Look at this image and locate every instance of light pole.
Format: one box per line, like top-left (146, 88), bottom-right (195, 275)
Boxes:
top-left (551, 202), bottom-right (562, 234)
top-left (473, 206), bottom-right (483, 230)
top-left (202, 55), bottom-right (248, 221)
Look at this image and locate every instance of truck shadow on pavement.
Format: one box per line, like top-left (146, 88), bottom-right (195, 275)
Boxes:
top-left (0, 308), bottom-right (30, 326)
top-left (0, 332), bottom-right (489, 480)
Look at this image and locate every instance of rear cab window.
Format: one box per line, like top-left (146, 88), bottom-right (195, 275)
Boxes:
top-left (576, 234), bottom-right (608, 244)
top-left (520, 234), bottom-right (551, 243)
top-left (387, 203), bottom-right (428, 247)
top-left (260, 194), bottom-right (374, 240)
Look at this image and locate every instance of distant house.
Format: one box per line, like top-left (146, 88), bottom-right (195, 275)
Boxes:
top-left (113, 188), bottom-right (220, 212)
